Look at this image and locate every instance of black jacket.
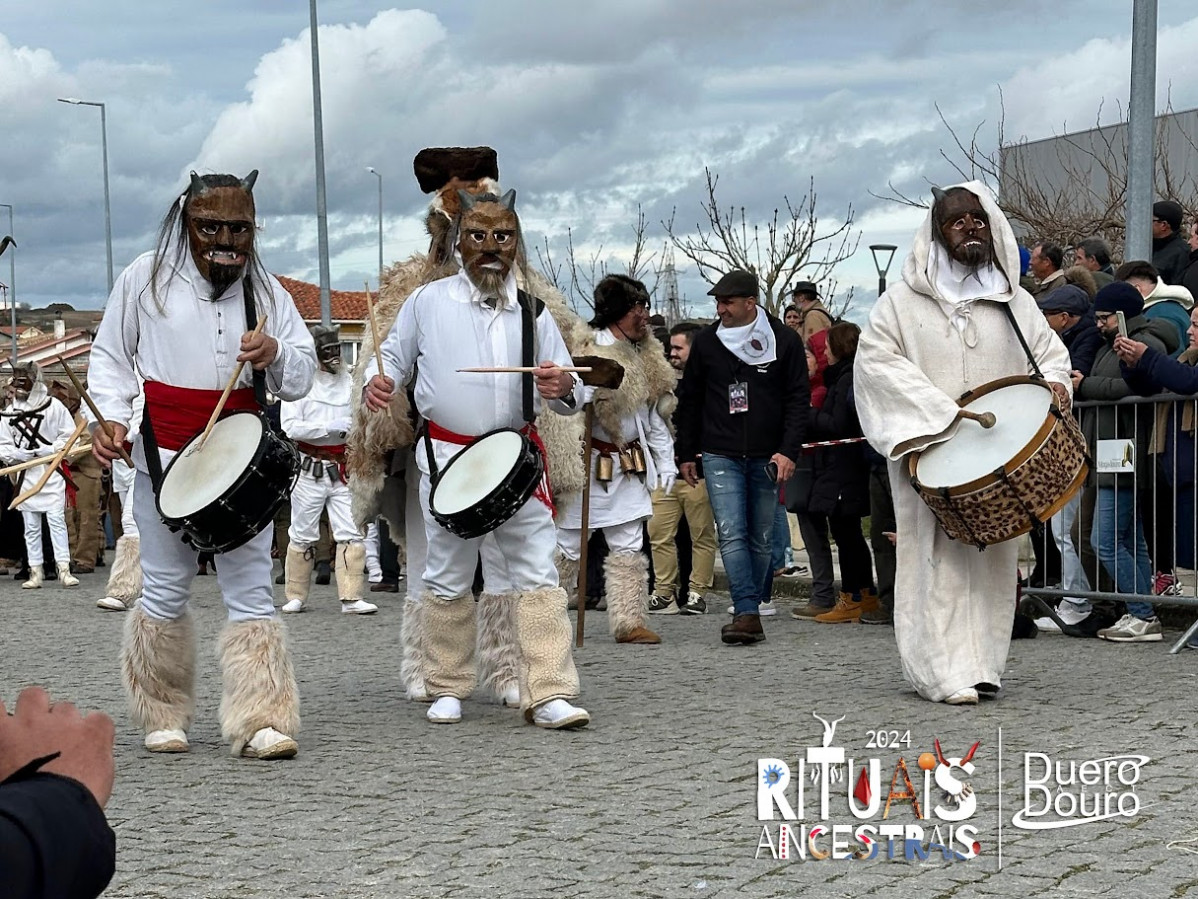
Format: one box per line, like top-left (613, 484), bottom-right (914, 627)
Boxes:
top-left (1058, 316), bottom-right (1103, 376)
top-left (0, 761), bottom-right (115, 899)
top-left (1183, 247), bottom-right (1198, 301)
top-left (675, 313), bottom-right (809, 461)
top-left (807, 358), bottom-right (869, 517)
top-left (1153, 231), bottom-right (1191, 285)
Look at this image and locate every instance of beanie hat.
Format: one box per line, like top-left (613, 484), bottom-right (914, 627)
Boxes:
top-left (1018, 246), bottom-right (1031, 276)
top-left (1153, 200), bottom-right (1184, 233)
top-left (1093, 281), bottom-right (1144, 318)
top-left (590, 274), bottom-right (650, 329)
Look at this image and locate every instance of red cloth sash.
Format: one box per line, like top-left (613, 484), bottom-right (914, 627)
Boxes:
top-left (143, 380), bottom-right (258, 452)
top-left (297, 441), bottom-right (347, 483)
top-left (426, 420), bottom-right (555, 516)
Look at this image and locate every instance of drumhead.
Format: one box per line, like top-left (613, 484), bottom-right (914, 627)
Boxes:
top-left (433, 430), bottom-right (525, 516)
top-left (916, 381), bottom-right (1051, 489)
top-left (158, 413), bottom-right (264, 519)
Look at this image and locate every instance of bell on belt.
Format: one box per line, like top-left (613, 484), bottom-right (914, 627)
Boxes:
top-left (630, 444), bottom-right (647, 476)
top-left (596, 452), bottom-right (614, 486)
top-left (618, 447), bottom-right (635, 474)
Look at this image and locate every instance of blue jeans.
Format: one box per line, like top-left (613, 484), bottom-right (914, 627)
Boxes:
top-left (702, 454), bottom-right (777, 616)
top-left (1090, 487), bottom-right (1154, 619)
top-left (771, 502), bottom-right (794, 571)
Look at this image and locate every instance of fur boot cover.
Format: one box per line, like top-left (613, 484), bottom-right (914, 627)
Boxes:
top-left (420, 592), bottom-right (477, 700)
top-left (476, 591), bottom-right (520, 701)
top-left (605, 550), bottom-right (651, 639)
top-left (285, 544), bottom-right (314, 603)
top-left (217, 618), bottom-right (300, 756)
top-left (400, 596), bottom-right (430, 701)
top-left (556, 554), bottom-right (580, 608)
top-left (335, 542), bottom-right (367, 601)
top-left (121, 605), bottom-right (195, 733)
top-left (515, 587), bottom-right (580, 715)
top-left (104, 535), bottom-right (142, 603)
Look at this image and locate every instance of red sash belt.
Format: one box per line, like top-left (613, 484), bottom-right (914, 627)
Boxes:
top-left (298, 441), bottom-right (347, 482)
top-left (426, 420), bottom-right (555, 516)
top-left (143, 380), bottom-right (258, 451)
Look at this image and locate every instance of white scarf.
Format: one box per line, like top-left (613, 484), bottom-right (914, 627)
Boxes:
top-left (716, 306), bottom-right (777, 366)
top-left (927, 244), bottom-right (1010, 346)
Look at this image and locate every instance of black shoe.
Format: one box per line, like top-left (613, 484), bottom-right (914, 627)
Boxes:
top-left (370, 581), bottom-right (400, 593)
top-left (721, 614), bottom-right (766, 645)
top-left (44, 566), bottom-right (57, 581)
top-left (315, 561), bottom-right (332, 586)
top-left (95, 556), bottom-right (106, 568)
top-left (274, 572), bottom-right (285, 585)
top-left (13, 568), bottom-right (28, 581)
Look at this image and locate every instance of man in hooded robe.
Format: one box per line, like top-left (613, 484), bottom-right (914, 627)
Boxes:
top-left (854, 182), bottom-right (1071, 705)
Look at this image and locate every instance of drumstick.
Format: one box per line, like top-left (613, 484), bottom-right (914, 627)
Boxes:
top-left (364, 281), bottom-right (386, 380)
top-left (55, 356), bottom-right (134, 468)
top-left (0, 442), bottom-right (93, 477)
top-left (9, 417), bottom-right (89, 509)
top-left (198, 315), bottom-right (267, 450)
top-left (457, 366), bottom-right (594, 374)
top-left (957, 409), bottom-right (997, 429)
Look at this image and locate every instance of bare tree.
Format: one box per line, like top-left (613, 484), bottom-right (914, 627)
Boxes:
top-left (662, 168), bottom-right (859, 316)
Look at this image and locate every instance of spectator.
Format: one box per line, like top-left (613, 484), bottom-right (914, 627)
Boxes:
top-left (1152, 200), bottom-right (1190, 285)
top-left (792, 281), bottom-right (834, 343)
top-left (782, 304), bottom-right (802, 332)
top-left (1074, 237), bottom-right (1115, 288)
top-left (647, 322), bottom-right (719, 616)
top-left (48, 381), bottom-right (104, 574)
top-left (1073, 282), bottom-right (1166, 642)
top-left (1030, 240), bottom-right (1066, 296)
top-left (790, 335), bottom-right (835, 619)
top-left (1184, 220), bottom-right (1198, 299)
top-left (0, 686), bottom-right (116, 899)
top-left (1116, 259), bottom-right (1190, 359)
top-left (675, 270), bottom-right (809, 645)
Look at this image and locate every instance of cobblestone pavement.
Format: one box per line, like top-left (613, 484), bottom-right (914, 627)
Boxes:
top-left (2, 565), bottom-right (1197, 899)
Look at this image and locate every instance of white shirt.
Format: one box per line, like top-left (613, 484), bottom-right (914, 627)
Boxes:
top-left (89, 250), bottom-right (317, 471)
top-left (281, 368), bottom-right (352, 446)
top-left (365, 270), bottom-right (581, 474)
top-left (0, 384), bottom-right (76, 512)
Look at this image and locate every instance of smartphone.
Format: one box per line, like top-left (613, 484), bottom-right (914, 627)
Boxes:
top-left (765, 461), bottom-right (779, 483)
top-left (1116, 311), bottom-right (1128, 338)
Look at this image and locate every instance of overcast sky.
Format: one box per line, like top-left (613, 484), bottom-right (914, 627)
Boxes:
top-left (2, 1), bottom-right (1197, 319)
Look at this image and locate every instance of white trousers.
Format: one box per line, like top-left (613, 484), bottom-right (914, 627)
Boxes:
top-left (133, 471), bottom-right (275, 622)
top-left (23, 508), bottom-right (70, 567)
top-left (1051, 490), bottom-right (1092, 612)
top-left (287, 470), bottom-right (361, 547)
top-left (556, 518), bottom-right (644, 561)
top-left (113, 458), bottom-right (138, 538)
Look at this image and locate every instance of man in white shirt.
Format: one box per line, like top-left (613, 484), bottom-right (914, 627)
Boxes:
top-left (281, 324), bottom-right (376, 616)
top-left (90, 171), bottom-right (317, 759)
top-left (364, 189), bottom-right (590, 729)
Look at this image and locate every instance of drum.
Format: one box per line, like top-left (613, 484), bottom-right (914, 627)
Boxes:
top-left (156, 412), bottom-right (300, 553)
top-left (908, 376), bottom-right (1088, 548)
top-left (429, 428), bottom-right (544, 540)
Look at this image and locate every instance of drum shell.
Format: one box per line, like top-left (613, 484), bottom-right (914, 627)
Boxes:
top-left (908, 378), bottom-right (1089, 548)
top-left (429, 428), bottom-right (544, 540)
top-left (156, 414), bottom-right (300, 554)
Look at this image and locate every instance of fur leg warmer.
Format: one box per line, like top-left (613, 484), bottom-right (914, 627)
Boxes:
top-left (605, 550), bottom-right (651, 639)
top-left (335, 542), bottom-right (366, 601)
top-left (285, 545), bottom-right (314, 603)
top-left (556, 554), bottom-right (580, 610)
top-left (515, 587), bottom-right (580, 714)
top-left (121, 605), bottom-right (195, 733)
top-left (421, 592), bottom-right (477, 700)
top-left (104, 535), bottom-right (142, 603)
top-left (400, 597), bottom-right (429, 701)
top-left (476, 591), bottom-right (520, 702)
top-left (217, 618), bottom-right (300, 756)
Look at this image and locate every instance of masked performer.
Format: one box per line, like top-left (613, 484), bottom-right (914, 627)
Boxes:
top-left (854, 181), bottom-right (1071, 705)
top-left (89, 171), bottom-right (317, 757)
top-left (0, 363), bottom-right (79, 589)
top-left (551, 275), bottom-right (677, 644)
top-left (49, 381), bottom-right (104, 575)
top-left (96, 390), bottom-right (144, 612)
top-left (280, 324), bottom-right (376, 615)
top-left (363, 186), bottom-right (590, 729)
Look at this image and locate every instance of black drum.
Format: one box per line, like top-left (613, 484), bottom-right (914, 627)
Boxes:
top-left (156, 411), bottom-right (300, 553)
top-left (428, 428), bottom-right (544, 539)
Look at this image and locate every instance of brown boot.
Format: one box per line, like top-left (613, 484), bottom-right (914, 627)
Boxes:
top-left (615, 626), bottom-right (661, 644)
top-left (721, 614), bottom-right (766, 644)
top-left (814, 591), bottom-right (878, 623)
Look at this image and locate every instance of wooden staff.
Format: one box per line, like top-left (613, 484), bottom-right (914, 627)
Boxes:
top-left (957, 409), bottom-right (997, 429)
top-left (198, 315), bottom-right (267, 450)
top-left (574, 402), bottom-right (596, 648)
top-left (0, 442), bottom-right (93, 477)
top-left (457, 366), bottom-right (594, 374)
top-left (364, 281), bottom-right (386, 380)
top-left (9, 417), bottom-right (89, 509)
top-left (55, 356), bottom-right (133, 468)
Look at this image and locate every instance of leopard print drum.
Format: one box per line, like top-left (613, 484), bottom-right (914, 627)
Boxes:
top-left (907, 376), bottom-right (1089, 548)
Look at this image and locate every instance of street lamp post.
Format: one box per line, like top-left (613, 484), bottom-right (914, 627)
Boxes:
top-left (869, 244), bottom-right (898, 296)
top-left (366, 167), bottom-right (383, 286)
top-left (308, 0), bottom-right (332, 327)
top-left (58, 98), bottom-right (114, 293)
top-left (0, 203), bottom-right (16, 364)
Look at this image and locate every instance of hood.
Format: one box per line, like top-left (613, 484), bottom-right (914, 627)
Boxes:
top-left (901, 180), bottom-right (1020, 304)
top-left (1146, 279), bottom-right (1195, 310)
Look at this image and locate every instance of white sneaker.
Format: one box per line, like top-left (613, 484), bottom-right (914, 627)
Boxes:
top-left (1097, 614), bottom-right (1163, 643)
top-left (281, 598), bottom-right (304, 613)
top-left (241, 727), bottom-right (298, 759)
top-left (944, 688), bottom-right (979, 706)
top-left (501, 685), bottom-right (521, 708)
top-left (367, 568), bottom-right (383, 584)
top-left (97, 596), bottom-right (129, 612)
top-left (727, 600), bottom-right (777, 616)
top-left (145, 728), bottom-right (189, 753)
top-left (340, 598), bottom-right (378, 614)
top-left (1034, 616), bottom-right (1062, 634)
top-left (532, 699), bottom-right (590, 729)
top-left (427, 696), bottom-right (462, 724)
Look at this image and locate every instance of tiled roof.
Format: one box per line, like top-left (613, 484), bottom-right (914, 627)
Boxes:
top-left (275, 275), bottom-right (367, 322)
